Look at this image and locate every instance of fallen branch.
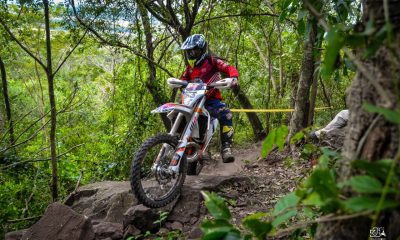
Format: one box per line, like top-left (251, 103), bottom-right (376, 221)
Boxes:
top-left (7, 215), bottom-right (42, 223)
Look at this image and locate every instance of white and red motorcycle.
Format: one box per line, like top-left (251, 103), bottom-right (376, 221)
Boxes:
top-left (130, 77), bottom-right (235, 208)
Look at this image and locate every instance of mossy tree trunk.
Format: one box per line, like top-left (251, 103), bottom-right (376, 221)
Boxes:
top-left (288, 17), bottom-right (318, 139)
top-left (315, 0), bottom-right (400, 238)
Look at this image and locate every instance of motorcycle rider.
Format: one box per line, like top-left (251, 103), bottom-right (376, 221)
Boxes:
top-left (180, 34), bottom-right (239, 163)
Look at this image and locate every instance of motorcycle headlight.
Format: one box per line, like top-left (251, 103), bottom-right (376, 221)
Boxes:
top-left (183, 92), bottom-right (196, 105)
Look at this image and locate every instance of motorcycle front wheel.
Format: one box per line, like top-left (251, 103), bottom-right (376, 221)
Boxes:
top-left (130, 133), bottom-right (187, 208)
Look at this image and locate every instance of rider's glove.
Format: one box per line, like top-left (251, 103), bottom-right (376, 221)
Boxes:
top-left (230, 77), bottom-right (238, 89)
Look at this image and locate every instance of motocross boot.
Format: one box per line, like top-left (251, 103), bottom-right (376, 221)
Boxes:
top-left (221, 126), bottom-right (235, 163)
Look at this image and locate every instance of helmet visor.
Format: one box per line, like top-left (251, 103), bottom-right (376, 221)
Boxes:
top-left (186, 48), bottom-right (202, 60)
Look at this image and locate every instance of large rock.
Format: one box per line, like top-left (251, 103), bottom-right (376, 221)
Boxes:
top-left (5, 176), bottom-right (252, 240)
top-left (319, 128), bottom-right (346, 150)
top-left (5, 229), bottom-right (27, 240)
top-left (167, 186), bottom-right (202, 224)
top-left (93, 222), bottom-right (123, 240)
top-left (65, 181), bottom-right (137, 224)
top-left (123, 198), bottom-right (178, 233)
top-left (121, 175), bottom-right (251, 234)
top-left (123, 204), bottom-right (160, 233)
top-left (21, 202), bottom-right (94, 240)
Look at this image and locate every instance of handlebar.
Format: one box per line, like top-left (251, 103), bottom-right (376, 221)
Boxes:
top-left (167, 78), bottom-right (188, 88)
top-left (167, 77), bottom-right (234, 90)
top-left (208, 78), bottom-right (234, 89)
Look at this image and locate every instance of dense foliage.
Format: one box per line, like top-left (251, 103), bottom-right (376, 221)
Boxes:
top-left (1, 0), bottom-right (383, 237)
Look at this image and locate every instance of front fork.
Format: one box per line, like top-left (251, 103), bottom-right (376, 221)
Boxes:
top-left (153, 98), bottom-right (207, 174)
top-left (170, 98), bottom-right (206, 173)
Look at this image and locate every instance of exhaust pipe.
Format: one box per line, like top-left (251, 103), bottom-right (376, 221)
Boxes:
top-left (185, 142), bottom-right (201, 163)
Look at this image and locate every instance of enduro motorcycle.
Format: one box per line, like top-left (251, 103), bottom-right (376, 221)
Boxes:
top-left (130, 77), bottom-right (235, 208)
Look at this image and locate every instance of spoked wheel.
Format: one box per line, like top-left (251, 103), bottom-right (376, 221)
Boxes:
top-left (131, 133), bottom-right (187, 208)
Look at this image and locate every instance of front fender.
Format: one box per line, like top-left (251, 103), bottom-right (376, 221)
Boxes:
top-left (151, 103), bottom-right (192, 115)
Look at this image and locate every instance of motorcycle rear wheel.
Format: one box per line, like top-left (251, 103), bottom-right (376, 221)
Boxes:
top-left (131, 133), bottom-right (187, 208)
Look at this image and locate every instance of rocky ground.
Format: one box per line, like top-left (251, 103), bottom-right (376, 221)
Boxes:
top-left (5, 141), bottom-right (315, 240)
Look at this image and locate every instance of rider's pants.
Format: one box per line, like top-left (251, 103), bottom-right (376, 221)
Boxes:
top-left (205, 99), bottom-right (234, 146)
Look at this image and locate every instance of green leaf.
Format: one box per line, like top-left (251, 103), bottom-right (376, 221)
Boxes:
top-left (322, 27), bottom-right (345, 79)
top-left (281, 0), bottom-right (293, 9)
top-left (223, 232), bottom-right (242, 240)
top-left (348, 175), bottom-right (383, 193)
top-left (302, 192), bottom-right (323, 207)
top-left (344, 196), bottom-right (399, 212)
top-left (302, 207), bottom-right (315, 218)
top-left (279, 0), bottom-right (295, 22)
top-left (320, 147), bottom-right (340, 158)
top-left (261, 125), bottom-right (288, 157)
top-left (345, 34), bottom-right (365, 48)
top-left (352, 159), bottom-right (398, 183)
top-left (363, 23), bottom-right (389, 58)
top-left (297, 9), bottom-right (308, 20)
top-left (201, 191), bottom-right (231, 220)
top-left (243, 212), bottom-right (268, 219)
top-left (273, 192), bottom-right (300, 215)
top-left (363, 19), bottom-right (375, 35)
top-left (363, 103), bottom-right (400, 124)
top-left (261, 128), bottom-right (276, 158)
top-left (272, 209), bottom-right (297, 227)
top-left (290, 131), bottom-right (304, 144)
top-left (203, 231), bottom-right (227, 240)
top-left (317, 154), bottom-right (330, 169)
top-left (275, 125), bottom-right (288, 150)
top-left (201, 219), bottom-right (237, 238)
top-left (320, 199), bottom-right (342, 213)
top-left (297, 19), bottom-right (306, 35)
top-left (317, 148), bottom-right (340, 169)
top-left (307, 169), bottom-right (338, 200)
top-left (243, 213), bottom-right (272, 239)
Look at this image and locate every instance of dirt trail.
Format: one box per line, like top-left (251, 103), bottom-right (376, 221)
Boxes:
top-left (201, 143), bottom-right (262, 176)
top-left (195, 141), bottom-right (311, 234)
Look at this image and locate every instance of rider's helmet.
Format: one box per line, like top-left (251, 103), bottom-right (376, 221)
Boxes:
top-left (180, 34), bottom-right (207, 68)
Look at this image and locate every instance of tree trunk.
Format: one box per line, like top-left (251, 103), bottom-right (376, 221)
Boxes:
top-left (44, 0), bottom-right (58, 201)
top-left (136, 1), bottom-right (170, 129)
top-left (315, 0), bottom-right (400, 238)
top-left (233, 24), bottom-right (264, 140)
top-left (277, 21), bottom-right (284, 98)
top-left (265, 35), bottom-right (274, 134)
top-left (288, 18), bottom-right (317, 139)
top-left (232, 86), bottom-right (265, 140)
top-left (319, 76), bottom-right (334, 119)
top-left (288, 70), bottom-right (299, 125)
top-left (0, 56), bottom-right (15, 146)
top-left (308, 49), bottom-right (321, 126)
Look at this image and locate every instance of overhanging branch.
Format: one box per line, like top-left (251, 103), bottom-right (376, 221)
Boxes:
top-left (70, 0), bottom-right (174, 77)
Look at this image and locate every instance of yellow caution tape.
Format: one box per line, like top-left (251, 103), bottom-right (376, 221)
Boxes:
top-left (230, 107), bottom-right (331, 113)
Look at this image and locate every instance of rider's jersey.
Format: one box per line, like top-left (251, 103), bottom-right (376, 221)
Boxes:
top-left (180, 56), bottom-right (239, 100)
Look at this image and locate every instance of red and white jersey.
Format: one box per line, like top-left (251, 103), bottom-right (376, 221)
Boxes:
top-left (180, 56), bottom-right (239, 100)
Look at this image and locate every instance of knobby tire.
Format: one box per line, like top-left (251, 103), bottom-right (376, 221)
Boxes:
top-left (130, 133), bottom-right (187, 208)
